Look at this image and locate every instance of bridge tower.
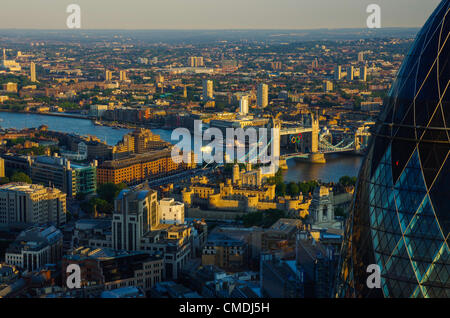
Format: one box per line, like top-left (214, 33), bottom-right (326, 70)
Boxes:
top-left (354, 133), bottom-right (361, 151)
top-left (311, 111), bottom-right (319, 153)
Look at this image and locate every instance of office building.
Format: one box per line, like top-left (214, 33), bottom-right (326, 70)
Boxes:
top-left (257, 83), bottom-right (269, 108)
top-left (30, 155), bottom-right (97, 198)
top-left (202, 234), bottom-right (247, 271)
top-left (336, 1), bottom-right (450, 298)
top-left (62, 247), bottom-right (164, 292)
top-left (5, 225), bottom-right (63, 272)
top-left (112, 186), bottom-right (159, 251)
top-left (0, 182), bottom-right (67, 226)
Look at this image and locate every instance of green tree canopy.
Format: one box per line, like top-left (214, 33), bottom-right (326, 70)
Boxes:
top-left (287, 182), bottom-right (300, 196)
top-left (10, 171), bottom-right (32, 184)
top-left (97, 182), bottom-right (128, 202)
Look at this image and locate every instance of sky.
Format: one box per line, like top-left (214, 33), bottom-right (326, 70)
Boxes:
top-left (0, 0), bottom-right (443, 30)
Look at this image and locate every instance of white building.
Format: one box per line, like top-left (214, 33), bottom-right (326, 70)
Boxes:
top-left (239, 96), bottom-right (249, 115)
top-left (159, 198), bottom-right (185, 225)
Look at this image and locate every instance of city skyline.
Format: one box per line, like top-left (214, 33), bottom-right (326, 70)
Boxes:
top-left (0, 0), bottom-right (441, 30)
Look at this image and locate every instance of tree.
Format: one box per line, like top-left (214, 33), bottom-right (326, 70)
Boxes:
top-left (97, 183), bottom-right (127, 202)
top-left (10, 171), bottom-right (32, 184)
top-left (239, 209), bottom-right (286, 228)
top-left (287, 182), bottom-right (300, 196)
top-left (297, 180), bottom-right (319, 194)
top-left (275, 183), bottom-right (286, 196)
top-left (339, 176), bottom-right (357, 187)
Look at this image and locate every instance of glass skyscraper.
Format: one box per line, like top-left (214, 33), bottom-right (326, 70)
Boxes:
top-left (336, 0), bottom-right (449, 298)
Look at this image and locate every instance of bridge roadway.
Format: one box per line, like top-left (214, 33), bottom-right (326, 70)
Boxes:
top-left (281, 147), bottom-right (358, 160)
top-left (280, 127), bottom-right (313, 136)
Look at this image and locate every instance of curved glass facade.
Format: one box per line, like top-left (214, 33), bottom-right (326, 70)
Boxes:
top-left (336, 1), bottom-right (450, 298)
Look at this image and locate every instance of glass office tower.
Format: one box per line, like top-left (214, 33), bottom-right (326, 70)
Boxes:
top-left (336, 0), bottom-right (449, 298)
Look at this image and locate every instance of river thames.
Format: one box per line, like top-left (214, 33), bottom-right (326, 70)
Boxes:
top-left (0, 112), bottom-right (363, 183)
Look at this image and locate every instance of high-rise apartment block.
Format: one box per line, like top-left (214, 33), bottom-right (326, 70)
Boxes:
top-left (30, 62), bottom-right (36, 82)
top-left (105, 70), bottom-right (113, 82)
top-left (257, 83), bottom-right (269, 108)
top-left (202, 79), bottom-right (214, 101)
top-left (358, 51), bottom-right (364, 62)
top-left (188, 56), bottom-right (204, 67)
top-left (334, 66), bottom-right (342, 80)
top-left (360, 65), bottom-right (367, 81)
top-left (119, 70), bottom-right (127, 82)
top-left (239, 96), bottom-right (249, 115)
top-left (346, 66), bottom-right (354, 81)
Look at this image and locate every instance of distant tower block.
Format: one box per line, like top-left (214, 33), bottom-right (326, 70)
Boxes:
top-left (119, 70), bottom-right (127, 82)
top-left (240, 96), bottom-right (249, 115)
top-left (334, 66), bottom-right (342, 80)
top-left (202, 79), bottom-right (213, 101)
top-left (257, 83), bottom-right (268, 108)
top-left (30, 62), bottom-right (37, 82)
top-left (346, 66), bottom-right (354, 81)
top-left (358, 51), bottom-right (364, 62)
top-left (105, 70), bottom-right (112, 82)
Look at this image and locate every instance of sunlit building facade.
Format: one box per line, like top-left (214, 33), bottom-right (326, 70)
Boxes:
top-left (336, 1), bottom-right (450, 298)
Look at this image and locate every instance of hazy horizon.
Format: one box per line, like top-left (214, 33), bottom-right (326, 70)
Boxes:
top-left (0, 0), bottom-right (442, 30)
